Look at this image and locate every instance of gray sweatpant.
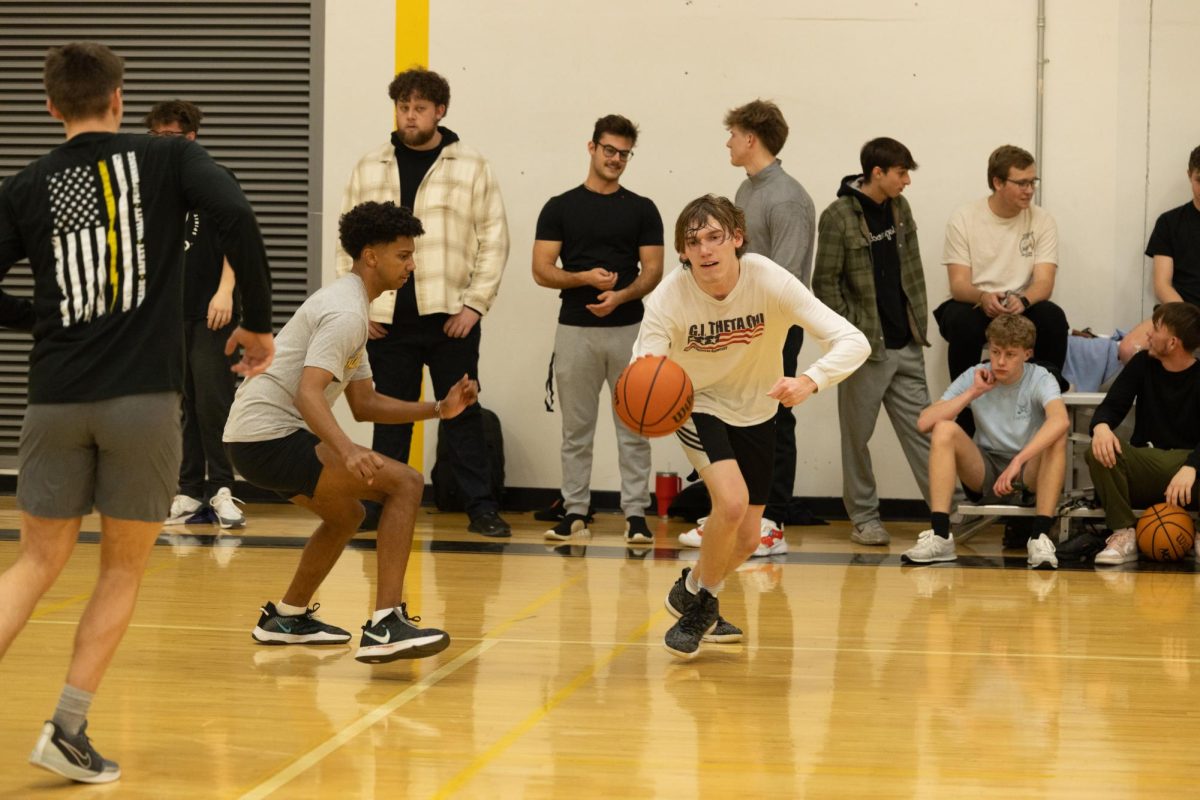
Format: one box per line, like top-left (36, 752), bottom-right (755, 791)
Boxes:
top-left (554, 322), bottom-right (651, 518)
top-left (837, 342), bottom-right (934, 525)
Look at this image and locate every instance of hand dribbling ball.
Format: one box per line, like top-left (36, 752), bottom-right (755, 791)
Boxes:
top-left (613, 355), bottom-right (693, 437)
top-left (1135, 502), bottom-right (1196, 562)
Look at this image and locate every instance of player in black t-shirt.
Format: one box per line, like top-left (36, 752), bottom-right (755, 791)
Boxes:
top-left (1147, 145), bottom-right (1200, 306)
top-left (145, 99), bottom-right (247, 530)
top-left (0, 43), bottom-right (273, 784)
top-left (532, 115), bottom-right (664, 544)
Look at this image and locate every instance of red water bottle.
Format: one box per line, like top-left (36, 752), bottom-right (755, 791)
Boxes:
top-left (656, 471), bottom-right (681, 517)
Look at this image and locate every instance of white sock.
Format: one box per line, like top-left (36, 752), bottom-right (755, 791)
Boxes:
top-left (276, 601), bottom-right (308, 616)
top-left (371, 607), bottom-right (396, 625)
top-left (686, 571), bottom-right (723, 596)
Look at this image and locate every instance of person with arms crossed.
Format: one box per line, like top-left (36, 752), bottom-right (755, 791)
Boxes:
top-left (226, 201), bottom-right (474, 661)
top-left (0, 42), bottom-right (274, 783)
top-left (338, 67), bottom-right (510, 537)
top-left (144, 99), bottom-right (247, 530)
top-left (635, 195), bottom-right (868, 659)
top-left (903, 315), bottom-right (1068, 569)
top-left (1085, 302), bottom-right (1200, 565)
top-left (532, 114), bottom-right (664, 543)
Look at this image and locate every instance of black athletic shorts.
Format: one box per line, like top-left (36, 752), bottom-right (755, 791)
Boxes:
top-left (226, 429), bottom-right (324, 500)
top-left (675, 412), bottom-right (775, 505)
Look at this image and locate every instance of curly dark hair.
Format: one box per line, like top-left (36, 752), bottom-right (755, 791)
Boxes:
top-left (339, 202), bottom-right (425, 259)
top-left (388, 67), bottom-right (450, 108)
top-left (592, 114), bottom-right (638, 146)
top-left (144, 99), bottom-right (203, 134)
top-left (44, 42), bottom-right (124, 121)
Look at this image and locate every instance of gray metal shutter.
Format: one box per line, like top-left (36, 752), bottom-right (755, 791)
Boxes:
top-left (0, 1), bottom-right (317, 464)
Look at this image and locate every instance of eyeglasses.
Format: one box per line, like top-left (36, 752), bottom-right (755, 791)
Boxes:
top-left (1004, 177), bottom-right (1040, 190)
top-left (596, 143), bottom-right (634, 162)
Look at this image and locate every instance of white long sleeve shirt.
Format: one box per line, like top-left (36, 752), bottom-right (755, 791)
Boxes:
top-left (634, 253), bottom-right (870, 426)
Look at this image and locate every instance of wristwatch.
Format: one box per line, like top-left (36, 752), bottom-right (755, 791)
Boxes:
top-left (1018, 294), bottom-right (1031, 309)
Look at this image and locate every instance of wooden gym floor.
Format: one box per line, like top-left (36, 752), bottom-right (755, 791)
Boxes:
top-left (1, 496), bottom-right (1199, 798)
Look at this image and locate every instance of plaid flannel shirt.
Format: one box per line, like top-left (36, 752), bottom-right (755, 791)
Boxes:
top-left (335, 138), bottom-right (509, 322)
top-left (811, 192), bottom-right (929, 361)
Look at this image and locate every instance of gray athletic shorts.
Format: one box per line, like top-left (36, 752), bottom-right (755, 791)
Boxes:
top-left (18, 392), bottom-right (182, 522)
top-left (965, 444), bottom-right (1027, 503)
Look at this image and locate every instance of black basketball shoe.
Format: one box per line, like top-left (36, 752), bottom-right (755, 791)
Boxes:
top-left (664, 568), bottom-right (742, 643)
top-left (29, 721), bottom-right (120, 784)
top-left (355, 603), bottom-right (451, 663)
top-left (251, 602), bottom-right (352, 645)
top-left (664, 587), bottom-right (719, 659)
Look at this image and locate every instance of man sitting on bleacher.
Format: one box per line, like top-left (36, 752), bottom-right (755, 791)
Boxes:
top-left (903, 315), bottom-right (1069, 569)
top-left (1086, 302), bottom-right (1200, 565)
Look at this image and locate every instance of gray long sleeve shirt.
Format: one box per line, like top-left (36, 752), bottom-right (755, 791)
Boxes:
top-left (734, 159), bottom-right (816, 285)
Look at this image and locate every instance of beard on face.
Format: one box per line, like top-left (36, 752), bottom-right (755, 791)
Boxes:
top-left (401, 125), bottom-right (437, 148)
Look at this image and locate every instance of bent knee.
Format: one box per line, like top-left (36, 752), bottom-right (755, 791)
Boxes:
top-left (931, 419), bottom-right (963, 443)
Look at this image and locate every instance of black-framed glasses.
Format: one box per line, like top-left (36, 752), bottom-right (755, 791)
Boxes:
top-left (1004, 177), bottom-right (1040, 190)
top-left (596, 143), bottom-right (634, 162)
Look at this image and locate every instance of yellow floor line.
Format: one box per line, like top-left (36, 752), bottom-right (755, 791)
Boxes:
top-left (431, 610), bottom-right (665, 799)
top-left (238, 639), bottom-right (498, 800)
top-left (29, 562), bottom-right (174, 619)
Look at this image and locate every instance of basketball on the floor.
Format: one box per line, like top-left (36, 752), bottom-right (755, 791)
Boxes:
top-left (613, 355), bottom-right (693, 437)
top-left (1135, 503), bottom-right (1195, 562)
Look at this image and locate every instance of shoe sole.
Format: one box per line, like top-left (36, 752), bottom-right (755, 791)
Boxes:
top-left (544, 527), bottom-right (590, 541)
top-left (29, 730), bottom-right (121, 784)
top-left (625, 533), bottom-right (653, 544)
top-left (677, 534), bottom-right (702, 548)
top-left (355, 633), bottom-right (450, 663)
top-left (750, 543), bottom-right (788, 558)
top-left (216, 519), bottom-right (245, 530)
top-left (251, 627), bottom-right (351, 645)
top-left (1094, 556), bottom-right (1138, 566)
top-left (1028, 559), bottom-right (1058, 570)
top-left (900, 554), bottom-right (957, 564)
top-left (470, 527), bottom-right (512, 538)
top-left (850, 534), bottom-right (890, 546)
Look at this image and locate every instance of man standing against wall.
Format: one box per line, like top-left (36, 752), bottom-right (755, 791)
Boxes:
top-left (678, 99), bottom-right (815, 556)
top-left (338, 67), bottom-right (511, 537)
top-left (145, 99), bottom-right (246, 530)
top-left (812, 138), bottom-right (934, 546)
top-left (1148, 146), bottom-right (1200, 306)
top-left (935, 145), bottom-right (1067, 410)
top-left (532, 115), bottom-right (664, 543)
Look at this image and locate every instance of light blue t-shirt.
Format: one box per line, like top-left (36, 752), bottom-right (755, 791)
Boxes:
top-left (942, 362), bottom-right (1061, 455)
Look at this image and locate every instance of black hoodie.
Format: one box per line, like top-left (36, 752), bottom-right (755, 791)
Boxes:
top-left (837, 174), bottom-right (909, 349)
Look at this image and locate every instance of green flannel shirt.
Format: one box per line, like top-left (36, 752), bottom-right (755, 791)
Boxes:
top-left (812, 192), bottom-right (929, 361)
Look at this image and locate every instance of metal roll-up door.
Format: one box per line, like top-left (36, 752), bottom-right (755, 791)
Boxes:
top-left (0, 1), bottom-right (317, 466)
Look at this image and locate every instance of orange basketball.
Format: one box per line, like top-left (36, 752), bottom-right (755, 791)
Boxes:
top-left (1135, 503), bottom-right (1196, 562)
top-left (613, 355), bottom-right (694, 438)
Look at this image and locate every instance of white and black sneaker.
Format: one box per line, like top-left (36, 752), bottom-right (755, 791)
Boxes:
top-left (355, 603), bottom-right (450, 663)
top-left (251, 602), bottom-right (351, 645)
top-left (29, 721), bottom-right (120, 784)
top-left (664, 568), bottom-right (743, 643)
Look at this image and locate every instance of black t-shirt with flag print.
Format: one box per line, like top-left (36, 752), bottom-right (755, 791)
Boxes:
top-left (0, 132), bottom-right (272, 404)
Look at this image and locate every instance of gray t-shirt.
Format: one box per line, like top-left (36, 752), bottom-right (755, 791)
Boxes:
top-left (942, 361), bottom-right (1061, 455)
top-left (224, 273), bottom-right (373, 442)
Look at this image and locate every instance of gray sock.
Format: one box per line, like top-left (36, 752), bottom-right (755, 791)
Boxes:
top-left (52, 684), bottom-right (93, 737)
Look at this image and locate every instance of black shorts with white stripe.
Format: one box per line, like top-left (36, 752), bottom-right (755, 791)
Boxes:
top-left (675, 412), bottom-right (775, 505)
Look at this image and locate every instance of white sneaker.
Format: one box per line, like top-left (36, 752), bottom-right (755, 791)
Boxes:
top-left (901, 530), bottom-right (957, 564)
top-left (1026, 533), bottom-right (1058, 570)
top-left (752, 517), bottom-right (788, 557)
top-left (678, 517), bottom-right (706, 548)
top-left (1094, 528), bottom-right (1137, 566)
top-left (166, 494), bottom-right (203, 525)
top-left (210, 487), bottom-right (246, 530)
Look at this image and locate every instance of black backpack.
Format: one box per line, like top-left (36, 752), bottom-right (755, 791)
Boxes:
top-left (431, 406), bottom-right (505, 512)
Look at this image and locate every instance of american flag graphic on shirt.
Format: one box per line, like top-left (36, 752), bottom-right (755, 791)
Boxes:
top-left (46, 152), bottom-right (146, 325)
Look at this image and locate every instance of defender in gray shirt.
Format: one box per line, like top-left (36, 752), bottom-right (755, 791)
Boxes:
top-left (225, 202), bottom-right (478, 663)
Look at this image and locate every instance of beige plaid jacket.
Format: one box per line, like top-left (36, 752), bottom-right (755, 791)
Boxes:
top-left (335, 138), bottom-right (509, 322)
